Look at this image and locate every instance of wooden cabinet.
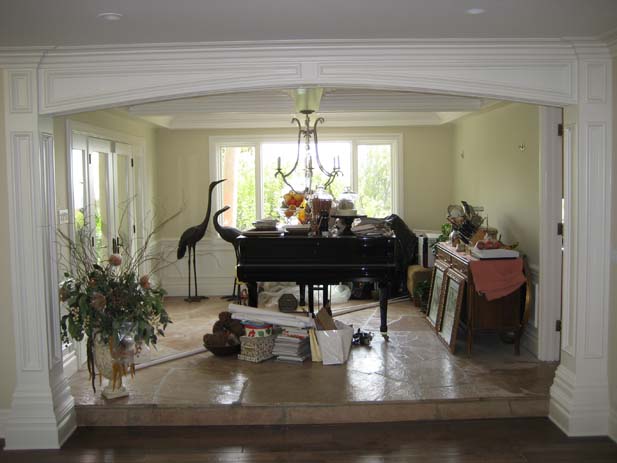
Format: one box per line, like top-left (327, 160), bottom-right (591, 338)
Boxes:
top-left (431, 242), bottom-right (529, 354)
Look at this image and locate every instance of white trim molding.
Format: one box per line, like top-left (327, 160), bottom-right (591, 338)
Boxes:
top-left (537, 106), bottom-right (564, 362)
top-left (1, 39), bottom-right (579, 115)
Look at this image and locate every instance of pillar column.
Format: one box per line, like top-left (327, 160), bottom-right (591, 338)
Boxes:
top-left (3, 67), bottom-right (76, 449)
top-left (549, 44), bottom-right (613, 436)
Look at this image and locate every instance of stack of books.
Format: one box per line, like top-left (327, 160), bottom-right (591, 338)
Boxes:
top-left (272, 327), bottom-right (311, 363)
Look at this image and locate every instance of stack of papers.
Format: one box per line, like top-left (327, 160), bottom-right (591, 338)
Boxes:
top-left (351, 218), bottom-right (393, 237)
top-left (272, 327), bottom-right (311, 363)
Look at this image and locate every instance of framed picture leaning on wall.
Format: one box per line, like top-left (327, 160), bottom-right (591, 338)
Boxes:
top-left (437, 269), bottom-right (466, 353)
top-left (426, 260), bottom-right (449, 329)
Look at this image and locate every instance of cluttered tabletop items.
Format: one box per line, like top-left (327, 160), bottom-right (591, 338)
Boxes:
top-left (245, 186), bottom-right (393, 238)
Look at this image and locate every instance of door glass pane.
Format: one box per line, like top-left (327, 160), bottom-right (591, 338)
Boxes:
top-left (70, 148), bottom-right (87, 231)
top-left (89, 150), bottom-right (112, 262)
top-left (115, 154), bottom-right (132, 255)
top-left (220, 146), bottom-right (256, 230)
top-left (357, 144), bottom-right (392, 218)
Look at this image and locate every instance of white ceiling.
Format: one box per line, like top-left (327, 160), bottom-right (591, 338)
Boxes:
top-left (1, 0), bottom-right (617, 47)
top-left (126, 89), bottom-right (495, 129)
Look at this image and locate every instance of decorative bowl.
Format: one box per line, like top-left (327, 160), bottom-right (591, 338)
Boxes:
top-left (205, 344), bottom-right (241, 356)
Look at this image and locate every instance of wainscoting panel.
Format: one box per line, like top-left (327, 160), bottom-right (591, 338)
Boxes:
top-left (157, 236), bottom-right (236, 297)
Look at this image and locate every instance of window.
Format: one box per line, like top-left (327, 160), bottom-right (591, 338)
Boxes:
top-left (212, 134), bottom-right (402, 230)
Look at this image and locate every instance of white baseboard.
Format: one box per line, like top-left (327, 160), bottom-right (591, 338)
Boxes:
top-left (521, 325), bottom-right (539, 358)
top-left (63, 350), bottom-right (78, 378)
top-left (549, 365), bottom-right (610, 436)
top-left (163, 275), bottom-right (234, 297)
top-left (0, 408), bottom-right (9, 440)
top-left (610, 405), bottom-right (617, 443)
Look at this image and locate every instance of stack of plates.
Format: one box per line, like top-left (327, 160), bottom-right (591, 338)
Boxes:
top-left (285, 224), bottom-right (311, 235)
top-left (253, 219), bottom-right (278, 231)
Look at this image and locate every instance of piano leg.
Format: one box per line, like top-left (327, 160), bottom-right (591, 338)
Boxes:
top-left (308, 284), bottom-right (314, 315)
top-left (379, 281), bottom-right (389, 341)
top-left (323, 284), bottom-right (331, 316)
top-left (247, 282), bottom-right (258, 307)
top-left (299, 284), bottom-right (306, 306)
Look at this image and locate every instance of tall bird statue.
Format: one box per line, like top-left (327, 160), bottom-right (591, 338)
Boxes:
top-left (213, 205), bottom-right (242, 301)
top-left (177, 179), bottom-right (226, 302)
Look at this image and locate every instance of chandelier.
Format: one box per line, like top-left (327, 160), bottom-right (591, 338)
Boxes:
top-left (275, 88), bottom-right (342, 193)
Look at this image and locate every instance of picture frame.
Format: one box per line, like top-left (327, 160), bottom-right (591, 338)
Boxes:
top-left (426, 260), bottom-right (449, 329)
top-left (437, 269), bottom-right (466, 353)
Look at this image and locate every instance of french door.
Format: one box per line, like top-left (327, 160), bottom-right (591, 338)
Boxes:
top-left (70, 132), bottom-right (140, 263)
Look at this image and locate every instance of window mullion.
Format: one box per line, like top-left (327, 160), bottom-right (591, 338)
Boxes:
top-left (255, 143), bottom-right (263, 220)
top-left (351, 140), bottom-right (359, 193)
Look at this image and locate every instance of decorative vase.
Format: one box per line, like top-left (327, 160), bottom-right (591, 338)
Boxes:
top-left (93, 334), bottom-right (135, 399)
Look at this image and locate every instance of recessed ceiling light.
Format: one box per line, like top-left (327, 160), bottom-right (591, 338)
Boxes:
top-left (97, 12), bottom-right (123, 21)
top-left (465, 8), bottom-right (486, 15)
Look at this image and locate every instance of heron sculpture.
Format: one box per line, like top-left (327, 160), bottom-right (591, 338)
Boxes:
top-left (177, 179), bottom-right (226, 302)
top-left (213, 205), bottom-right (242, 301)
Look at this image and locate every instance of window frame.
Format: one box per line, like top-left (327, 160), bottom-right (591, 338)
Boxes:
top-left (209, 132), bottom-right (404, 229)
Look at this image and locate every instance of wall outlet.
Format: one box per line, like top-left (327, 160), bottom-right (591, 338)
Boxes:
top-left (58, 209), bottom-right (69, 225)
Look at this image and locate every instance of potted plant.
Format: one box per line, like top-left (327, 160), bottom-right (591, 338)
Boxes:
top-left (413, 280), bottom-right (431, 310)
top-left (59, 214), bottom-right (177, 399)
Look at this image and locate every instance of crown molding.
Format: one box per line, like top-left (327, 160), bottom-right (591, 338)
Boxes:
top-left (0, 47), bottom-right (52, 66)
top-left (601, 27), bottom-right (617, 57)
top-left (149, 110), bottom-right (462, 130)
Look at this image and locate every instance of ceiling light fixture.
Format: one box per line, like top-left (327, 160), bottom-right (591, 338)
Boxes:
top-left (465, 8), bottom-right (486, 15)
top-left (275, 88), bottom-right (342, 193)
top-left (97, 12), bottom-right (123, 21)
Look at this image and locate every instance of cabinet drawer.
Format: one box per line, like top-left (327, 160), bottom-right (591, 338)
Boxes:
top-left (451, 258), bottom-right (469, 276)
top-left (436, 248), bottom-right (451, 264)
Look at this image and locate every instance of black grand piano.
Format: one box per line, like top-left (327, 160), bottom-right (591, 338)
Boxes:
top-left (236, 234), bottom-right (399, 335)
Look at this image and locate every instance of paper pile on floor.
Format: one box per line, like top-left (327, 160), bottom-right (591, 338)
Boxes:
top-left (228, 304), bottom-right (315, 329)
top-left (272, 327), bottom-right (311, 363)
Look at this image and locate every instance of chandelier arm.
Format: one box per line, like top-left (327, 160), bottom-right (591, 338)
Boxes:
top-left (274, 117), bottom-right (305, 192)
top-left (312, 117), bottom-right (334, 177)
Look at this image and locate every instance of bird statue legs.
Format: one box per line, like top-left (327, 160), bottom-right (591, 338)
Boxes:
top-left (184, 245), bottom-right (207, 302)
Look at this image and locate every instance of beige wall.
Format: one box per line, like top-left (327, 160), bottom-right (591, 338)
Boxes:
top-left (451, 103), bottom-right (540, 267)
top-left (0, 72), bottom-right (17, 410)
top-left (155, 125), bottom-right (454, 239)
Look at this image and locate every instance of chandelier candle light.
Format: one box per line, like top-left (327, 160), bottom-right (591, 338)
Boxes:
top-left (275, 88), bottom-right (342, 193)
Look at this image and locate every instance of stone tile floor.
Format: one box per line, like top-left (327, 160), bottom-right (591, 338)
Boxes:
top-left (70, 296), bottom-right (557, 409)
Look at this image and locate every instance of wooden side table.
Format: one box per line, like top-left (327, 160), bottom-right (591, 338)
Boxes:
top-left (433, 242), bottom-right (530, 355)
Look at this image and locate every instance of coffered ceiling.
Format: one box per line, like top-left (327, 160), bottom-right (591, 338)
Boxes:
top-left (126, 89), bottom-right (496, 129)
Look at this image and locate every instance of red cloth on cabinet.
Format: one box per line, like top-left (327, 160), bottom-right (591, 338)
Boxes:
top-left (469, 258), bottom-right (525, 301)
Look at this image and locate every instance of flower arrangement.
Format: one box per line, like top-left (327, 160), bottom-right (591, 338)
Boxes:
top-left (59, 212), bottom-right (178, 392)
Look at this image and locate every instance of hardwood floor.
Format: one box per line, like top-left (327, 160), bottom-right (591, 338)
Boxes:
top-left (1, 419), bottom-right (616, 462)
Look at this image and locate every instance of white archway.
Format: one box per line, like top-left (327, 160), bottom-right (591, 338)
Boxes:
top-left (0, 38), bottom-right (612, 448)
